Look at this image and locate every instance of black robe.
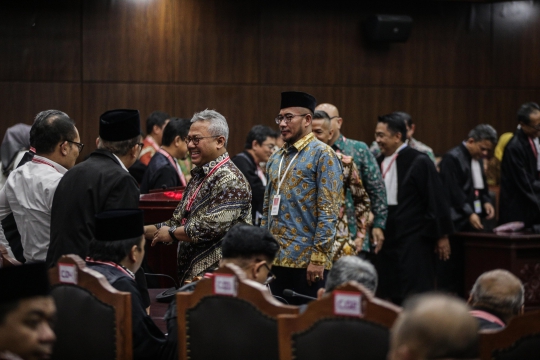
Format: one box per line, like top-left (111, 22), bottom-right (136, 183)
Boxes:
top-left (46, 150), bottom-right (140, 267)
top-left (86, 263), bottom-right (170, 360)
top-left (376, 147), bottom-right (453, 304)
top-left (439, 143), bottom-right (491, 231)
top-left (231, 151), bottom-right (265, 225)
top-left (500, 128), bottom-right (540, 227)
top-left (140, 151), bottom-right (182, 194)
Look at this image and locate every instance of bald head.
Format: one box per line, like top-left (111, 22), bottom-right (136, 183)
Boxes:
top-left (315, 103), bottom-right (342, 144)
top-left (390, 293), bottom-right (478, 360)
top-left (469, 269), bottom-right (524, 322)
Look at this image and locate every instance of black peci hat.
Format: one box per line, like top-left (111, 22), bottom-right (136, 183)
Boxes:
top-left (0, 262), bottom-right (50, 303)
top-left (99, 109), bottom-right (141, 141)
top-left (94, 209), bottom-right (144, 242)
top-left (280, 91), bottom-right (317, 113)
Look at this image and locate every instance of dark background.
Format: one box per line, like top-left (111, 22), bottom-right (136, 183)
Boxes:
top-left (1, 0), bottom-right (539, 159)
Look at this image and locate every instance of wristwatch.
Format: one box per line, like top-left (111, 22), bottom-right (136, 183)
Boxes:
top-left (167, 225), bottom-right (178, 243)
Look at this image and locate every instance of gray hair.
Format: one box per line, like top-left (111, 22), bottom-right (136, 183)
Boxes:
top-left (468, 124), bottom-right (498, 145)
top-left (470, 269), bottom-right (524, 318)
top-left (34, 110), bottom-right (69, 125)
top-left (191, 109), bottom-right (229, 146)
top-left (325, 256), bottom-right (378, 293)
top-left (98, 135), bottom-right (141, 156)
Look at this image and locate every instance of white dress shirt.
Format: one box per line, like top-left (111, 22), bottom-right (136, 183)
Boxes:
top-left (381, 143), bottom-right (408, 206)
top-left (0, 155), bottom-right (67, 262)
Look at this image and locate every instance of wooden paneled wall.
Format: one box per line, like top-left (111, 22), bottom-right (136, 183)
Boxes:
top-left (1, 0), bottom-right (540, 159)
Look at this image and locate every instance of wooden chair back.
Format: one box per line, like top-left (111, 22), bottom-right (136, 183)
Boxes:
top-left (176, 263), bottom-right (298, 360)
top-left (479, 310), bottom-right (540, 360)
top-left (48, 254), bottom-right (133, 360)
top-left (0, 243), bottom-right (21, 267)
top-left (278, 281), bottom-right (401, 360)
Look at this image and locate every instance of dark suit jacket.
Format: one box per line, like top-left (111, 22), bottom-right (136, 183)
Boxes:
top-left (140, 151), bottom-right (181, 194)
top-left (231, 151), bottom-right (264, 224)
top-left (439, 143), bottom-right (491, 231)
top-left (500, 128), bottom-right (540, 227)
top-left (46, 150), bottom-right (140, 266)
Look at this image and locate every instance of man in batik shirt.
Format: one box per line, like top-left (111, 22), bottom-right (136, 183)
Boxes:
top-left (262, 91), bottom-right (342, 305)
top-left (145, 110), bottom-right (252, 285)
top-left (315, 103), bottom-right (387, 254)
top-left (312, 110), bottom-right (370, 261)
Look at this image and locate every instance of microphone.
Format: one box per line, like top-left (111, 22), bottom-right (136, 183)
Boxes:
top-left (283, 289), bottom-right (316, 301)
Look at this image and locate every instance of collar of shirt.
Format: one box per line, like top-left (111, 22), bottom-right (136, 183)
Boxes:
top-left (282, 132), bottom-right (316, 155)
top-left (191, 152), bottom-right (230, 176)
top-left (32, 155), bottom-right (68, 174)
top-left (112, 153), bottom-right (128, 172)
top-left (333, 133), bottom-right (346, 151)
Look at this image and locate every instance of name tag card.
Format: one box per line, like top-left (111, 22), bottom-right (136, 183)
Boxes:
top-left (333, 291), bottom-right (363, 317)
top-left (213, 274), bottom-right (237, 297)
top-left (58, 263), bottom-right (78, 284)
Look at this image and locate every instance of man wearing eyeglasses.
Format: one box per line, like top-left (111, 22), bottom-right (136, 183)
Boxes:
top-left (47, 109), bottom-right (143, 268)
top-left (232, 125), bottom-right (278, 225)
top-left (500, 102), bottom-right (540, 229)
top-left (315, 103), bottom-right (388, 257)
top-left (144, 109), bottom-right (252, 286)
top-left (261, 91), bottom-right (343, 305)
top-left (0, 111), bottom-right (81, 263)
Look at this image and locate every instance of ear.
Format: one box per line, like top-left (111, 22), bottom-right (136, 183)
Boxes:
top-left (317, 288), bottom-right (325, 300)
top-left (153, 124), bottom-right (162, 135)
top-left (59, 141), bottom-right (69, 156)
top-left (131, 143), bottom-right (140, 158)
top-left (216, 135), bottom-right (226, 149)
top-left (252, 139), bottom-right (259, 149)
top-left (304, 113), bottom-right (312, 127)
top-left (95, 137), bottom-right (100, 147)
top-left (466, 137), bottom-right (476, 145)
top-left (128, 245), bottom-right (138, 264)
top-left (174, 135), bottom-right (182, 147)
top-left (336, 117), bottom-right (343, 129)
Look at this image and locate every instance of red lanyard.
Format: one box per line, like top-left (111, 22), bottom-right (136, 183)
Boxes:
top-left (158, 149), bottom-right (186, 186)
top-left (85, 258), bottom-right (134, 278)
top-left (469, 310), bottom-right (505, 327)
top-left (186, 156), bottom-right (230, 211)
top-left (381, 153), bottom-right (399, 179)
top-left (529, 137), bottom-right (538, 158)
top-left (31, 157), bottom-right (59, 172)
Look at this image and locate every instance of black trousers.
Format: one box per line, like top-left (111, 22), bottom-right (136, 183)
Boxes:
top-left (269, 266), bottom-right (329, 305)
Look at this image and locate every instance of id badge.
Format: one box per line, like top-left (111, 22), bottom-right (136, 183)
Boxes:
top-left (271, 195), bottom-right (281, 216)
top-left (474, 199), bottom-right (482, 214)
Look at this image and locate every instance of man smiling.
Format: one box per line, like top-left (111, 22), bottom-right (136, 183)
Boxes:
top-left (262, 91), bottom-right (342, 305)
top-left (145, 109), bottom-right (252, 285)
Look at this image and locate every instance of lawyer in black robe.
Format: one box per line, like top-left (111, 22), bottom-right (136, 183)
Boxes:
top-left (140, 151), bottom-right (182, 194)
top-left (376, 147), bottom-right (453, 303)
top-left (86, 262), bottom-right (168, 360)
top-left (439, 143), bottom-right (492, 231)
top-left (374, 113), bottom-right (453, 305)
top-left (47, 149), bottom-right (140, 265)
top-left (500, 127), bottom-right (540, 227)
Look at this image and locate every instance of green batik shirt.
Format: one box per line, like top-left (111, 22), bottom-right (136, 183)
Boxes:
top-left (333, 134), bottom-right (387, 251)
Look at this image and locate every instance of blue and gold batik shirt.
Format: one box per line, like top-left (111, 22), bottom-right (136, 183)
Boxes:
top-left (261, 133), bottom-right (343, 270)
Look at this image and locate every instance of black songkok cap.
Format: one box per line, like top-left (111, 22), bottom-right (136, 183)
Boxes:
top-left (94, 209), bottom-right (144, 242)
top-left (280, 91), bottom-right (317, 113)
top-left (0, 263), bottom-right (50, 303)
top-left (99, 109), bottom-right (141, 141)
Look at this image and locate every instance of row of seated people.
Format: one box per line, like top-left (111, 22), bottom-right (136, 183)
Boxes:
top-left (1, 212), bottom-right (539, 360)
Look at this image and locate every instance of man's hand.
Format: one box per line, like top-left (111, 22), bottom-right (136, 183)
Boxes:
top-left (151, 226), bottom-right (173, 246)
top-left (371, 227), bottom-right (385, 254)
top-left (484, 203), bottom-right (495, 220)
top-left (354, 236), bottom-right (365, 254)
top-left (469, 213), bottom-right (483, 230)
top-left (435, 236), bottom-right (451, 261)
top-left (306, 263), bottom-right (324, 286)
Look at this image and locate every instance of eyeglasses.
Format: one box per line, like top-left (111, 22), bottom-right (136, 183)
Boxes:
top-left (524, 122), bottom-right (540, 131)
top-left (137, 143), bottom-right (144, 151)
top-left (329, 116), bottom-right (339, 120)
top-left (66, 140), bottom-right (84, 152)
top-left (275, 113), bottom-right (308, 124)
top-left (184, 135), bottom-right (220, 145)
top-left (262, 263), bottom-right (276, 286)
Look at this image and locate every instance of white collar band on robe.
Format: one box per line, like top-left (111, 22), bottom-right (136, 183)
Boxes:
top-left (462, 141), bottom-right (485, 190)
top-left (534, 137), bottom-right (540, 171)
top-left (382, 142), bottom-right (408, 206)
top-left (113, 153), bottom-right (129, 172)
